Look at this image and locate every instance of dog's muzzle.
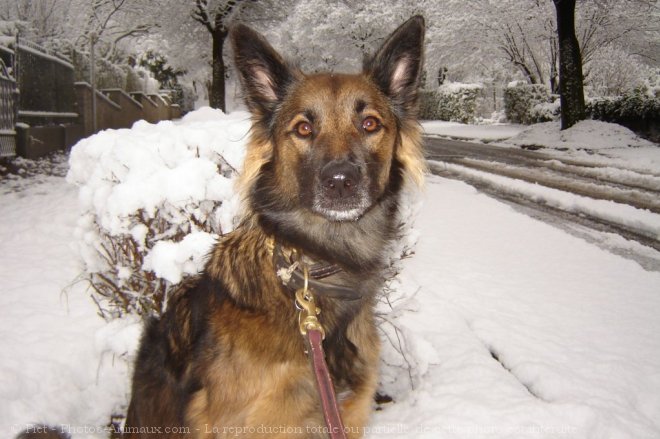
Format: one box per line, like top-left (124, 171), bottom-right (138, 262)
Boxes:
top-left (313, 159), bottom-right (370, 221)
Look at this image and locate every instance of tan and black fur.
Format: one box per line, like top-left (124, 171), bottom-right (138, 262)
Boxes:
top-left (125, 16), bottom-right (425, 438)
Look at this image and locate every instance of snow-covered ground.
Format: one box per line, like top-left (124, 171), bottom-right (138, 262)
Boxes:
top-left (2, 112), bottom-right (660, 438)
top-left (423, 119), bottom-right (660, 174)
top-left (371, 176), bottom-right (660, 438)
top-left (0, 160), bottom-right (140, 438)
top-left (422, 119), bottom-right (660, 265)
top-left (422, 120), bottom-right (525, 143)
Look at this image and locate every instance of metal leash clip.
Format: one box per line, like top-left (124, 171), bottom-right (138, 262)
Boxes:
top-left (294, 261), bottom-right (325, 339)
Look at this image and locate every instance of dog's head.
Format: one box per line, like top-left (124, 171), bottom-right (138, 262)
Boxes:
top-left (231, 17), bottom-right (425, 262)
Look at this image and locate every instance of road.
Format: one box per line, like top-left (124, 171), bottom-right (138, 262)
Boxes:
top-left (424, 136), bottom-right (660, 270)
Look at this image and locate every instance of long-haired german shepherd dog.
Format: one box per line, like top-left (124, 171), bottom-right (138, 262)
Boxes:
top-left (124, 16), bottom-right (425, 438)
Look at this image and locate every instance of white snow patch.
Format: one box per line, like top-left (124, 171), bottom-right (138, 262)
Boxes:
top-left (422, 120), bottom-right (525, 142)
top-left (142, 231), bottom-right (217, 284)
top-left (500, 120), bottom-right (656, 151)
top-left (66, 108), bottom-right (251, 303)
top-left (430, 161), bottom-right (660, 240)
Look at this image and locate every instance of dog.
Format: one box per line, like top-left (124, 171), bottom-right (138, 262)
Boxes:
top-left (124, 16), bottom-right (425, 438)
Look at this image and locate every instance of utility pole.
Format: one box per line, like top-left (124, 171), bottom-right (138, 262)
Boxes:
top-left (90, 32), bottom-right (97, 133)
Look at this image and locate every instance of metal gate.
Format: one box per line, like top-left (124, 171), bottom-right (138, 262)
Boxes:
top-left (0, 58), bottom-right (17, 157)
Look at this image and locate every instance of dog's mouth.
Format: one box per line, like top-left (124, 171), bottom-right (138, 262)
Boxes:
top-left (312, 190), bottom-right (371, 222)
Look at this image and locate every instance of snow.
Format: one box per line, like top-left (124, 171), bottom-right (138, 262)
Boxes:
top-left (423, 119), bottom-right (660, 177)
top-left (2, 111), bottom-right (660, 438)
top-left (370, 176), bottom-right (660, 438)
top-left (422, 121), bottom-right (525, 142)
top-left (440, 82), bottom-right (483, 93)
top-left (143, 231), bottom-right (217, 284)
top-left (498, 121), bottom-right (660, 174)
top-left (0, 166), bottom-right (140, 439)
top-left (430, 162), bottom-right (660, 241)
top-left (500, 120), bottom-right (656, 151)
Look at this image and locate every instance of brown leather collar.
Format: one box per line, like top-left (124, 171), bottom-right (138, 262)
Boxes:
top-left (273, 242), bottom-right (360, 301)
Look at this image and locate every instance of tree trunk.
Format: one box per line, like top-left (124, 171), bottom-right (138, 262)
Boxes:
top-left (210, 30), bottom-right (227, 112)
top-left (554, 0), bottom-right (585, 130)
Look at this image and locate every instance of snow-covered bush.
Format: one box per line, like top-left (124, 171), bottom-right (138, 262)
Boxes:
top-left (587, 87), bottom-right (660, 142)
top-left (419, 82), bottom-right (483, 123)
top-left (504, 82), bottom-right (554, 124)
top-left (67, 108), bottom-right (250, 318)
top-left (529, 99), bottom-right (560, 123)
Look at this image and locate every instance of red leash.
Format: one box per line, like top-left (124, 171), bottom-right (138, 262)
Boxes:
top-left (296, 284), bottom-right (347, 439)
top-left (305, 328), bottom-right (347, 438)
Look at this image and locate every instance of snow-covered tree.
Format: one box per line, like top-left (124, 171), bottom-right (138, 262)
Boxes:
top-left (475, 0), bottom-right (658, 96)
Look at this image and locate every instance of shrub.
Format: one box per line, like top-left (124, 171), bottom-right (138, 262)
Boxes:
top-left (504, 83), bottom-right (554, 124)
top-left (529, 100), bottom-right (561, 123)
top-left (67, 108), bottom-right (250, 319)
top-left (419, 82), bottom-right (483, 123)
top-left (587, 87), bottom-right (660, 142)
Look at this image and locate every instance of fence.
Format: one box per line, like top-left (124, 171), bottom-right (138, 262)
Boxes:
top-left (15, 37), bottom-right (78, 125)
top-left (0, 37), bottom-right (181, 159)
top-left (0, 58), bottom-right (17, 157)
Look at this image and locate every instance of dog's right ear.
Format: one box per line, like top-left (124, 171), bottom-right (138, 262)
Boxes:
top-left (231, 24), bottom-right (295, 118)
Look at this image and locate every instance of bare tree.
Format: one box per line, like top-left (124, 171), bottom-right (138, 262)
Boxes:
top-left (478, 0), bottom-right (656, 96)
top-left (553, 0), bottom-right (585, 129)
top-left (75, 0), bottom-right (159, 61)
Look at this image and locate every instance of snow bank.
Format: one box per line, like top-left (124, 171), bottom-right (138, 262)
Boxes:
top-left (497, 120), bottom-right (660, 174)
top-left (501, 120), bottom-right (655, 151)
top-left (422, 121), bottom-right (525, 142)
top-left (66, 108), bottom-right (251, 316)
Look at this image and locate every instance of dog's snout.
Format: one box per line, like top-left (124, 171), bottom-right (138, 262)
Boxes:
top-left (320, 161), bottom-right (362, 199)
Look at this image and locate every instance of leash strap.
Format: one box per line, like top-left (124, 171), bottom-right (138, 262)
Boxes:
top-left (305, 328), bottom-right (347, 439)
top-left (293, 266), bottom-right (348, 439)
top-left (269, 238), bottom-right (348, 438)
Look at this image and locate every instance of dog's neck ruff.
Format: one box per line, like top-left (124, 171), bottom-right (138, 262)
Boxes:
top-left (271, 240), bottom-right (360, 301)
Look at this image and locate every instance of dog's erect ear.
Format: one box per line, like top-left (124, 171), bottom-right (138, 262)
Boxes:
top-left (365, 16), bottom-right (425, 117)
top-left (231, 24), bottom-right (295, 116)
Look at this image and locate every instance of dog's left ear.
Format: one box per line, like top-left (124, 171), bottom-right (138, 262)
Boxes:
top-left (231, 24), bottom-right (296, 118)
top-left (365, 16), bottom-right (425, 117)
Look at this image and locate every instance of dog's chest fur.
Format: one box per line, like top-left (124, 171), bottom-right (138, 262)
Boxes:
top-left (166, 227), bottom-right (380, 436)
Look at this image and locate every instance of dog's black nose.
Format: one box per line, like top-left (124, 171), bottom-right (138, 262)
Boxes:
top-left (320, 160), bottom-right (361, 199)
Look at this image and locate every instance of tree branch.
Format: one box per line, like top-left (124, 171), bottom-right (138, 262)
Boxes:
top-left (191, 0), bottom-right (215, 34)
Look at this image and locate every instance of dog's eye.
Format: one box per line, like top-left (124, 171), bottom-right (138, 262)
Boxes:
top-left (362, 116), bottom-right (381, 133)
top-left (295, 121), bottom-right (313, 138)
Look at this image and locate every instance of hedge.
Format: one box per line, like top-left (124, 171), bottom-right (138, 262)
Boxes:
top-left (503, 83), bottom-right (556, 124)
top-left (419, 83), bottom-right (483, 123)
